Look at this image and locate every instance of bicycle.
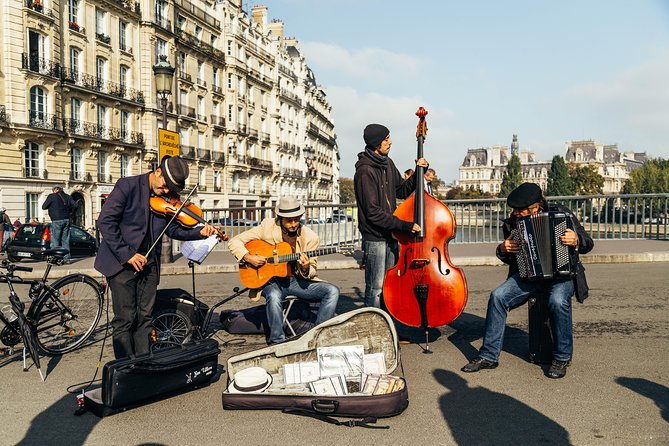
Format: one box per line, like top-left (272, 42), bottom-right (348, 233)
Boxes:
top-left (0, 248), bottom-right (104, 355)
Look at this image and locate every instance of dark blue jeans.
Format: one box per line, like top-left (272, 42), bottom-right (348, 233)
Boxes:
top-left (50, 219), bottom-right (71, 260)
top-left (262, 276), bottom-right (339, 344)
top-left (478, 274), bottom-right (575, 363)
top-left (362, 239), bottom-right (398, 308)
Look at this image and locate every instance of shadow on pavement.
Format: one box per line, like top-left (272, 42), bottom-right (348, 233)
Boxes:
top-left (616, 376), bottom-right (669, 423)
top-left (433, 369), bottom-right (572, 445)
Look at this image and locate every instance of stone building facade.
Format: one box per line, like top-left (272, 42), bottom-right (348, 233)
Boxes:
top-left (0, 0), bottom-right (338, 229)
top-left (457, 135), bottom-right (645, 195)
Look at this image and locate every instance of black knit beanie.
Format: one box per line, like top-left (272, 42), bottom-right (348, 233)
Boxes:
top-left (363, 124), bottom-right (390, 149)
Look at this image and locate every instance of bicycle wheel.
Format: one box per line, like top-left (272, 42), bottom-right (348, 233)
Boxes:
top-left (32, 274), bottom-right (104, 355)
top-left (151, 309), bottom-right (192, 349)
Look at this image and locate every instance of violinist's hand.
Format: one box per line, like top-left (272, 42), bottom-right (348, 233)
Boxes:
top-left (128, 253), bottom-right (148, 272)
top-left (243, 253), bottom-right (266, 267)
top-left (411, 223), bottom-right (421, 233)
top-left (199, 224), bottom-right (217, 238)
top-left (500, 234), bottom-right (519, 253)
top-left (560, 229), bottom-right (579, 248)
top-left (297, 252), bottom-right (313, 274)
top-left (415, 158), bottom-right (429, 168)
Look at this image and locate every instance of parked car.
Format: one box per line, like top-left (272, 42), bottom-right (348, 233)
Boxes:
top-left (325, 215), bottom-right (353, 223)
top-left (6, 222), bottom-right (98, 262)
top-left (232, 218), bottom-right (259, 226)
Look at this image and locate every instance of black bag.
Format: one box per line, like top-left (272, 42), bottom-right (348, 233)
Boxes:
top-left (154, 288), bottom-right (209, 327)
top-left (573, 262), bottom-right (589, 303)
top-left (222, 308), bottom-right (408, 425)
top-left (81, 339), bottom-right (220, 417)
top-left (219, 301), bottom-right (317, 336)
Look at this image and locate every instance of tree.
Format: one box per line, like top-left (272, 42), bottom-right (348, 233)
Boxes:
top-left (338, 177), bottom-right (355, 203)
top-left (446, 186), bottom-right (495, 200)
top-left (547, 155), bottom-right (574, 196)
top-left (622, 158), bottom-right (669, 194)
top-left (499, 154), bottom-right (523, 197)
top-left (568, 163), bottom-right (604, 195)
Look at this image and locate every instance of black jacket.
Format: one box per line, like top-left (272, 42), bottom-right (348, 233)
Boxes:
top-left (42, 191), bottom-right (76, 221)
top-left (94, 173), bottom-right (203, 278)
top-left (353, 151), bottom-right (416, 242)
top-left (496, 204), bottom-right (594, 301)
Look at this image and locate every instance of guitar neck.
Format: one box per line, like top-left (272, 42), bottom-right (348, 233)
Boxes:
top-left (270, 246), bottom-right (338, 264)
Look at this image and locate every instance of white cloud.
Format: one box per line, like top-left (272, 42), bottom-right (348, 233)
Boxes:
top-left (300, 42), bottom-right (424, 83)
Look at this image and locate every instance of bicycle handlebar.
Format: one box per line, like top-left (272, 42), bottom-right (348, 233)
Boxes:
top-left (0, 260), bottom-right (34, 273)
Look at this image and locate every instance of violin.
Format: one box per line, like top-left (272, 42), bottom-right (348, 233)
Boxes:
top-left (382, 107), bottom-right (468, 350)
top-left (149, 194), bottom-right (228, 241)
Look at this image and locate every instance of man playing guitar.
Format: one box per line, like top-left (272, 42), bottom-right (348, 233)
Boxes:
top-left (228, 196), bottom-right (340, 345)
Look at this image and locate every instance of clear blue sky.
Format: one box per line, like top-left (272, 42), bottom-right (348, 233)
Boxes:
top-left (261, 0), bottom-right (669, 182)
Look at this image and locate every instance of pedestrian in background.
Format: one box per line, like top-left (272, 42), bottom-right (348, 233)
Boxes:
top-left (403, 168), bottom-right (414, 180)
top-left (0, 208), bottom-right (11, 253)
top-left (424, 168), bottom-right (436, 195)
top-left (42, 186), bottom-right (76, 263)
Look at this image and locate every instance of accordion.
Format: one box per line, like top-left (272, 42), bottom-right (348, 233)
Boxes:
top-left (511, 211), bottom-right (574, 280)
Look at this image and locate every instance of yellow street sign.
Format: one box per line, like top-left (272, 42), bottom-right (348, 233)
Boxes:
top-left (158, 129), bottom-right (180, 163)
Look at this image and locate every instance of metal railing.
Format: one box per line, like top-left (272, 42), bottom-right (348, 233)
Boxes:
top-left (197, 194), bottom-right (668, 251)
top-left (61, 68), bottom-right (144, 104)
top-left (22, 53), bottom-right (60, 77)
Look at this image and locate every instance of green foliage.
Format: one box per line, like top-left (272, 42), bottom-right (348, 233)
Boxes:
top-left (446, 186), bottom-right (495, 200)
top-left (547, 155), bottom-right (574, 196)
top-left (622, 158), bottom-right (669, 193)
top-left (568, 163), bottom-right (604, 195)
top-left (499, 154), bottom-right (523, 197)
top-left (338, 177), bottom-right (355, 203)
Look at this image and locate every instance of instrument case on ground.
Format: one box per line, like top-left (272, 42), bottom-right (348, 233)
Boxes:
top-left (222, 308), bottom-right (408, 422)
top-left (81, 338), bottom-right (220, 417)
top-left (528, 293), bottom-right (554, 364)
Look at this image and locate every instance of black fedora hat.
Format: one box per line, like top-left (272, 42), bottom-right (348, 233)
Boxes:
top-left (507, 182), bottom-right (543, 209)
top-left (160, 156), bottom-right (189, 193)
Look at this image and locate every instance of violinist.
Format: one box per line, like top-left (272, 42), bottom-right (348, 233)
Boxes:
top-left (353, 123), bottom-right (428, 308)
top-left (95, 156), bottom-right (217, 359)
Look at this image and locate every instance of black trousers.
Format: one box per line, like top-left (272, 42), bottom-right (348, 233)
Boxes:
top-left (108, 263), bottom-right (158, 359)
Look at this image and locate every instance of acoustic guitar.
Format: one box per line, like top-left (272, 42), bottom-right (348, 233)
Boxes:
top-left (238, 240), bottom-right (350, 289)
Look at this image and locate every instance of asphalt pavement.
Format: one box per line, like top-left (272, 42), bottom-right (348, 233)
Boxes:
top-left (0, 240), bottom-right (668, 445)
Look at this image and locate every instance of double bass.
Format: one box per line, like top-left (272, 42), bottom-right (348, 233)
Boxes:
top-left (382, 107), bottom-right (468, 349)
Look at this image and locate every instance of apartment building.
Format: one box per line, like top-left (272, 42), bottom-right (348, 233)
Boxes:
top-left (0, 0), bottom-right (339, 228)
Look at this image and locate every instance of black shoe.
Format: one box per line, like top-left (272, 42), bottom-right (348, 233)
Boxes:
top-left (461, 357), bottom-right (498, 373)
top-left (546, 359), bottom-right (570, 379)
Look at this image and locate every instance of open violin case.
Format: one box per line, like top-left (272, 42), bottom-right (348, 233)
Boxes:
top-left (222, 308), bottom-right (409, 425)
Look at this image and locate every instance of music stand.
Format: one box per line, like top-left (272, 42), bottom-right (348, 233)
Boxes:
top-left (181, 234), bottom-right (218, 299)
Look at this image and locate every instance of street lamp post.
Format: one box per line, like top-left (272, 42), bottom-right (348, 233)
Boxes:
top-left (152, 55), bottom-right (175, 264)
top-left (304, 147), bottom-right (315, 207)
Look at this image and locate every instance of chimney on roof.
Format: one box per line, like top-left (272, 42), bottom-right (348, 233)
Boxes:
top-left (285, 37), bottom-right (299, 48)
top-left (251, 5), bottom-right (268, 27)
top-left (268, 18), bottom-right (284, 39)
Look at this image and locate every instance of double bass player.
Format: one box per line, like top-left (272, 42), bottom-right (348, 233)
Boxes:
top-left (353, 123), bottom-right (428, 309)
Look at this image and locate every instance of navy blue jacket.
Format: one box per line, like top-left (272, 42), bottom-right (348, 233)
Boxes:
top-left (42, 191), bottom-right (76, 221)
top-left (94, 173), bottom-right (203, 278)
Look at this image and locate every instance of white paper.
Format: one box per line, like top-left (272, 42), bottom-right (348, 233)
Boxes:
top-left (317, 345), bottom-right (365, 377)
top-left (181, 234), bottom-right (219, 264)
top-left (363, 352), bottom-right (387, 375)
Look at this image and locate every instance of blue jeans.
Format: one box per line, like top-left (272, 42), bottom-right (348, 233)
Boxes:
top-left (50, 219), bottom-right (71, 260)
top-left (479, 274), bottom-right (575, 363)
top-left (362, 240), bottom-right (398, 308)
top-left (262, 276), bottom-right (339, 344)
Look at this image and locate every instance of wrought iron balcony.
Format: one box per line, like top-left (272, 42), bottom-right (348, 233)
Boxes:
top-left (248, 129), bottom-right (258, 139)
top-left (197, 114), bottom-right (207, 122)
top-left (61, 68), bottom-right (145, 104)
top-left (96, 33), bottom-right (111, 45)
top-left (199, 185), bottom-right (207, 191)
top-left (197, 148), bottom-right (211, 161)
top-left (212, 85), bottom-right (223, 95)
top-left (69, 171), bottom-right (83, 181)
top-left (98, 173), bottom-right (112, 183)
top-left (178, 105), bottom-right (196, 118)
top-left (153, 18), bottom-right (172, 32)
top-left (174, 0), bottom-right (219, 29)
top-left (63, 118), bottom-right (144, 144)
top-left (210, 115), bottom-right (225, 128)
top-left (212, 152), bottom-right (225, 164)
top-left (174, 29), bottom-right (225, 62)
top-left (0, 105), bottom-right (7, 125)
top-left (23, 167), bottom-right (43, 178)
top-left (261, 132), bottom-right (270, 142)
top-left (22, 53), bottom-right (60, 77)
top-left (249, 157), bottom-right (273, 171)
top-left (181, 145), bottom-right (195, 159)
top-left (28, 112), bottom-right (60, 130)
top-left (238, 124), bottom-right (247, 134)
top-left (104, 0), bottom-right (140, 15)
top-left (25, 0), bottom-right (54, 18)
top-left (197, 78), bottom-right (207, 87)
top-left (213, 185), bottom-right (221, 192)
top-left (178, 71), bottom-right (192, 83)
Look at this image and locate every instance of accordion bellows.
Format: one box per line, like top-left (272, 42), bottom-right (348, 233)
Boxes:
top-left (511, 211), bottom-right (574, 280)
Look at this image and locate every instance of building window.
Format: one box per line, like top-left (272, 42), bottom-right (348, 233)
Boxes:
top-left (198, 131), bottom-right (205, 149)
top-left (212, 68), bottom-right (219, 88)
top-left (69, 47), bottom-right (80, 79)
top-left (227, 40), bottom-right (232, 56)
top-left (249, 174), bottom-right (255, 193)
top-left (198, 167), bottom-right (205, 186)
top-left (24, 141), bottom-right (41, 178)
top-left (197, 96), bottom-right (204, 117)
top-left (68, 0), bottom-right (79, 26)
top-left (178, 52), bottom-right (186, 73)
top-left (98, 151), bottom-right (108, 182)
top-left (232, 172), bottom-right (240, 192)
top-left (71, 147), bottom-right (82, 180)
top-left (213, 171), bottom-right (220, 189)
top-left (120, 65), bottom-right (128, 92)
top-left (120, 154), bottom-right (130, 178)
top-left (195, 26), bottom-right (202, 41)
top-left (119, 21), bottom-right (128, 51)
top-left (96, 56), bottom-right (107, 85)
top-left (176, 15), bottom-right (185, 30)
top-left (26, 193), bottom-right (39, 222)
top-left (227, 73), bottom-right (233, 89)
top-left (155, 0), bottom-right (166, 22)
top-left (95, 9), bottom-right (107, 35)
top-left (227, 104), bottom-right (233, 122)
top-left (29, 86), bottom-right (46, 123)
top-left (97, 105), bottom-right (107, 135)
top-left (120, 110), bottom-right (129, 140)
top-left (156, 38), bottom-right (166, 64)
top-left (70, 97), bottom-right (80, 123)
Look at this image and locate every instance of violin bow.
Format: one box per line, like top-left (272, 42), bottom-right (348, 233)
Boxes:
top-left (415, 107), bottom-right (428, 237)
top-left (144, 183), bottom-right (200, 260)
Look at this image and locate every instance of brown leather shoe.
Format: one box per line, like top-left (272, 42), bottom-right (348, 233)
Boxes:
top-left (461, 357), bottom-right (499, 373)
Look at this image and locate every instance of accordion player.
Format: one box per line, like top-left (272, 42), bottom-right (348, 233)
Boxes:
top-left (511, 211), bottom-right (575, 280)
